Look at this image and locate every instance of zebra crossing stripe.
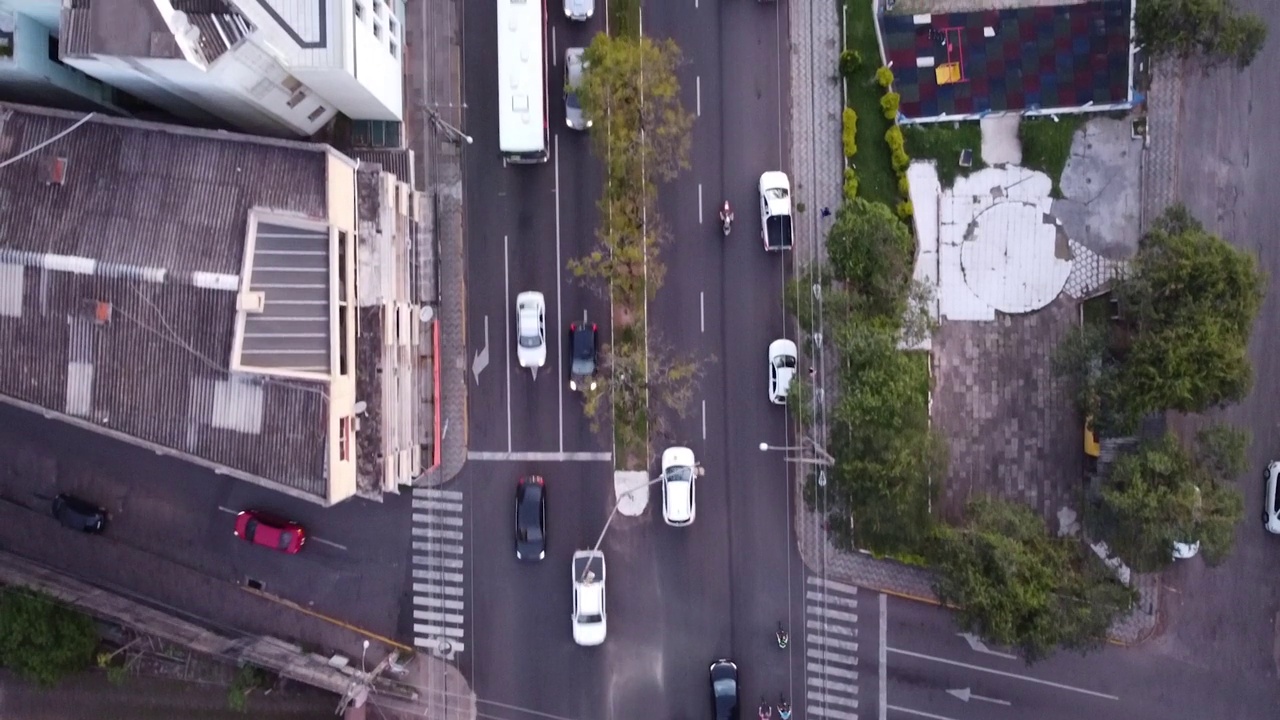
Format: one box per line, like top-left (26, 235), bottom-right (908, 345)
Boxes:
top-left (806, 606), bottom-right (859, 624)
top-left (807, 576), bottom-right (860, 595)
top-left (808, 675), bottom-right (858, 694)
top-left (806, 590), bottom-right (859, 610)
top-left (413, 488), bottom-right (463, 500)
top-left (805, 573), bottom-right (861, 720)
top-left (413, 498), bottom-right (464, 512)
top-left (806, 662), bottom-right (858, 680)
top-left (808, 703), bottom-right (860, 720)
top-left (410, 488), bottom-right (466, 657)
top-left (807, 619), bottom-right (856, 636)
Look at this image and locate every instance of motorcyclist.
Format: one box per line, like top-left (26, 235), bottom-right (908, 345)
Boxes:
top-left (758, 700), bottom-right (773, 720)
top-left (775, 624), bottom-right (789, 648)
top-left (720, 201), bottom-right (734, 231)
top-left (777, 699), bottom-right (792, 720)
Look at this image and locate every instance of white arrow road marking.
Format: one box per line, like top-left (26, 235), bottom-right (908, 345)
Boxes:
top-left (958, 632), bottom-right (1018, 659)
top-left (472, 316), bottom-right (490, 385)
top-left (947, 688), bottom-right (1011, 706)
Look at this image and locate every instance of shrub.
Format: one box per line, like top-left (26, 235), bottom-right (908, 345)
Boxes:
top-left (898, 172), bottom-right (911, 196)
top-left (880, 92), bottom-right (901, 121)
top-left (891, 148), bottom-right (910, 171)
top-left (876, 66), bottom-right (895, 88)
top-left (839, 49), bottom-right (864, 78)
top-left (897, 201), bottom-right (914, 219)
top-left (884, 125), bottom-right (904, 152)
top-left (842, 108), bottom-right (858, 158)
top-left (843, 167), bottom-right (860, 199)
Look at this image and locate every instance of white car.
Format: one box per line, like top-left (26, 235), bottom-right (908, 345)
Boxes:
top-left (571, 550), bottom-right (607, 646)
top-left (565, 0), bottom-right (593, 21)
top-left (661, 446), bottom-right (697, 526)
top-left (1172, 485), bottom-right (1201, 559)
top-left (759, 171), bottom-right (794, 251)
top-left (768, 339), bottom-right (798, 405)
top-left (515, 291), bottom-right (546, 375)
top-left (1264, 461), bottom-right (1280, 534)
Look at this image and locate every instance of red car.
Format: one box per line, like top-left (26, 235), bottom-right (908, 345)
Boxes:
top-left (234, 511), bottom-right (306, 554)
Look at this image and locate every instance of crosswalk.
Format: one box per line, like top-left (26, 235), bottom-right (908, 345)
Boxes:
top-left (410, 487), bottom-right (467, 658)
top-left (805, 575), bottom-right (861, 720)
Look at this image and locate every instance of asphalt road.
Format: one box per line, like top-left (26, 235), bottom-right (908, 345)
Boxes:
top-left (0, 402), bottom-right (413, 645)
top-left (1156, 0), bottom-right (1280, 702)
top-left (458, 2), bottom-right (802, 720)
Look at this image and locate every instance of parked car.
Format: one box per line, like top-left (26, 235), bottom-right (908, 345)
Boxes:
top-left (768, 338), bottom-right (798, 405)
top-left (569, 321), bottom-right (599, 391)
top-left (516, 291), bottom-right (547, 375)
top-left (1264, 461), bottom-right (1280, 534)
top-left (709, 659), bottom-right (739, 720)
top-left (52, 493), bottom-right (107, 533)
top-left (234, 510), bottom-right (306, 554)
top-left (571, 550), bottom-right (607, 645)
top-left (564, 48), bottom-right (591, 131)
top-left (661, 446), bottom-right (697, 526)
top-left (515, 475), bottom-right (547, 561)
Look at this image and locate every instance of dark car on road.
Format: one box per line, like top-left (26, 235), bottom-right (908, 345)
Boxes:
top-left (569, 322), bottom-right (598, 392)
top-left (516, 475), bottom-right (547, 561)
top-left (234, 510), bottom-right (306, 554)
top-left (52, 493), bottom-right (107, 533)
top-left (710, 659), bottom-right (739, 720)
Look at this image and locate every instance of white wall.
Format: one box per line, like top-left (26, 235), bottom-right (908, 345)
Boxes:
top-left (0, 0), bottom-right (58, 30)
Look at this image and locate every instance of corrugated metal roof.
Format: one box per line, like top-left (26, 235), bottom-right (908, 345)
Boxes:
top-left (0, 103), bottom-right (335, 499)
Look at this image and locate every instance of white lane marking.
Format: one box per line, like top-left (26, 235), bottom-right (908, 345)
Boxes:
top-left (958, 632), bottom-right (1017, 660)
top-left (217, 506), bottom-right (237, 515)
top-left (700, 291), bottom-right (705, 332)
top-left (701, 399), bottom-right (707, 440)
top-left (311, 536), bottom-right (348, 551)
top-left (504, 234), bottom-right (513, 453)
top-left (698, 183), bottom-right (703, 224)
top-left (696, 75), bottom-right (701, 117)
top-left (886, 706), bottom-right (959, 720)
top-left (551, 27), bottom-right (557, 65)
top-left (554, 134), bottom-right (565, 452)
top-left (946, 688), bottom-right (1011, 706)
top-left (880, 594), bottom-right (887, 720)
top-left (886, 647), bottom-right (1120, 700)
top-left (467, 451), bottom-right (612, 462)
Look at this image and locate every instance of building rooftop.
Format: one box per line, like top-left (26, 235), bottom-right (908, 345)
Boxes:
top-left (0, 102), bottom-right (357, 502)
top-left (61, 0), bottom-right (253, 65)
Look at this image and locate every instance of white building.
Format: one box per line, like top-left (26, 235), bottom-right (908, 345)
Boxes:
top-left (58, 0), bottom-right (404, 138)
top-left (0, 2), bottom-right (123, 113)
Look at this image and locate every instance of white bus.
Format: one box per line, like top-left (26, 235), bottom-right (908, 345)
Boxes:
top-left (497, 0), bottom-right (549, 164)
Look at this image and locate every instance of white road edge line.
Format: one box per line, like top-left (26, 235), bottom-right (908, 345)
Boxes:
top-left (879, 593), bottom-right (888, 720)
top-left (696, 75), bottom-right (701, 117)
top-left (554, 134), bottom-right (565, 452)
top-left (700, 291), bottom-right (705, 332)
top-left (886, 647), bottom-right (1120, 700)
top-left (468, 451), bottom-right (613, 462)
top-left (551, 27), bottom-right (557, 65)
top-left (504, 233), bottom-right (513, 453)
top-left (701, 399), bottom-right (707, 440)
top-left (312, 537), bottom-right (348, 552)
top-left (698, 183), bottom-right (703, 224)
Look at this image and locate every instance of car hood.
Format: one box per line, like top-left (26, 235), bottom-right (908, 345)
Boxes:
top-left (573, 618), bottom-right (607, 646)
top-left (662, 446), bottom-right (696, 470)
top-left (566, 0), bottom-right (592, 18)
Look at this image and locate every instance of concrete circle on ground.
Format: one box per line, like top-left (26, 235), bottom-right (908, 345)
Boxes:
top-left (960, 202), bottom-right (1072, 314)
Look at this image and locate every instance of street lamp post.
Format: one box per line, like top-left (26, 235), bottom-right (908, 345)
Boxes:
top-left (759, 438), bottom-right (835, 467)
top-left (578, 465), bottom-right (704, 582)
top-left (427, 107), bottom-right (473, 145)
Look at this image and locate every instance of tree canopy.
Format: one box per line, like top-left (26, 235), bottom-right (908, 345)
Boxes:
top-left (0, 587), bottom-right (98, 685)
top-left (825, 198), bottom-right (916, 319)
top-left (1136, 0), bottom-right (1267, 68)
top-left (1099, 429), bottom-right (1245, 571)
top-left (930, 498), bottom-right (1137, 662)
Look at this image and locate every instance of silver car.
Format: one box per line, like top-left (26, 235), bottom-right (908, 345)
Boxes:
top-left (565, 48), bottom-right (590, 131)
top-left (565, 0), bottom-right (593, 21)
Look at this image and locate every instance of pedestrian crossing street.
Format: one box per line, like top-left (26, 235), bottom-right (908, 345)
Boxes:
top-left (805, 575), bottom-right (861, 720)
top-left (410, 487), bottom-right (467, 658)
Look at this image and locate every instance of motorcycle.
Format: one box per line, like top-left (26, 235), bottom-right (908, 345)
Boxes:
top-left (720, 201), bottom-right (734, 236)
top-left (777, 696), bottom-right (792, 720)
top-left (776, 622), bottom-right (789, 649)
top-left (758, 700), bottom-right (773, 720)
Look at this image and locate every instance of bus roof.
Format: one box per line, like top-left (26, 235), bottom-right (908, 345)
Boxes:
top-left (497, 0), bottom-right (547, 160)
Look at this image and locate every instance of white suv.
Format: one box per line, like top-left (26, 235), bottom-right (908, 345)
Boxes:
top-left (571, 550), bottom-right (607, 645)
top-left (1264, 461), bottom-right (1280, 534)
top-left (661, 446), bottom-right (697, 526)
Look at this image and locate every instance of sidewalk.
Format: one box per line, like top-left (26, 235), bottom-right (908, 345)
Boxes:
top-left (785, 1), bottom-right (1178, 647)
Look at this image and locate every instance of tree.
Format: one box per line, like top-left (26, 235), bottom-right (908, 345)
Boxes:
top-left (825, 199), bottom-right (916, 319)
top-left (0, 587), bottom-right (98, 685)
top-left (1106, 205), bottom-right (1264, 431)
top-left (826, 319), bottom-right (944, 555)
top-left (1100, 431), bottom-right (1245, 571)
top-left (931, 498), bottom-right (1137, 662)
top-left (1136, 0), bottom-right (1268, 68)
top-left (579, 34), bottom-right (694, 182)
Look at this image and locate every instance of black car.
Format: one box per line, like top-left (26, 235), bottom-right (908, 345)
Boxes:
top-left (52, 493), bottom-right (107, 533)
top-left (568, 322), bottom-right (598, 392)
top-left (515, 476), bottom-right (547, 561)
top-left (710, 659), bottom-right (739, 720)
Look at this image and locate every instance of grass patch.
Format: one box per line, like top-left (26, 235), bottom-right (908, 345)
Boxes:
top-left (1019, 115), bottom-right (1085, 198)
top-left (609, 0), bottom-right (640, 38)
top-left (903, 122), bottom-right (985, 188)
top-left (842, 0), bottom-right (897, 206)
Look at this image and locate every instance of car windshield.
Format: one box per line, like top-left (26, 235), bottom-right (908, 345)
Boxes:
top-left (774, 354), bottom-right (797, 369)
top-left (666, 466), bottom-right (693, 483)
top-left (713, 677), bottom-right (736, 698)
top-left (764, 186), bottom-right (789, 201)
top-left (519, 325), bottom-right (541, 348)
